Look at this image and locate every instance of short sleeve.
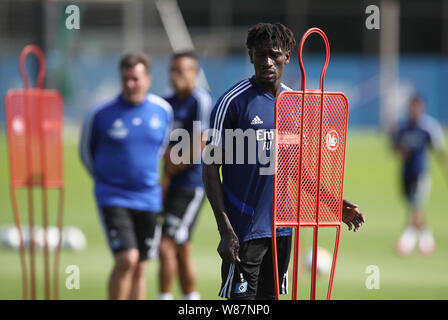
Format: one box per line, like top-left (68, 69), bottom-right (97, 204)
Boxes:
top-left (193, 88), bottom-right (212, 132)
top-left (208, 97), bottom-right (235, 150)
top-left (423, 115), bottom-right (445, 151)
top-left (79, 106), bottom-right (101, 176)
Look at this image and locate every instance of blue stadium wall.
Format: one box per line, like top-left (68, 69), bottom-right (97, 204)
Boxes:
top-left (1, 54), bottom-right (447, 128)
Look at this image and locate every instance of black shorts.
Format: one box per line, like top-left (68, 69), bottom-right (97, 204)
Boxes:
top-left (402, 172), bottom-right (430, 209)
top-left (219, 236), bottom-right (292, 300)
top-left (99, 206), bottom-right (161, 261)
top-left (162, 187), bottom-right (205, 245)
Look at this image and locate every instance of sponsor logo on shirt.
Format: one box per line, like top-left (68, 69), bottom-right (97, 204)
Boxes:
top-left (251, 115), bottom-right (264, 125)
top-left (149, 115), bottom-right (161, 129)
top-left (108, 118), bottom-right (128, 139)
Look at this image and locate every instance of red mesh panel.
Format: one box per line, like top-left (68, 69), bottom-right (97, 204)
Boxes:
top-left (5, 89), bottom-right (63, 188)
top-left (274, 91), bottom-right (348, 226)
top-left (299, 93), bottom-right (321, 223)
top-left (274, 93), bottom-right (301, 223)
top-left (318, 94), bottom-right (348, 223)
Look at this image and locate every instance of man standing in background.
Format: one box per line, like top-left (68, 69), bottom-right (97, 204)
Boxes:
top-left (158, 52), bottom-right (212, 300)
top-left (394, 94), bottom-right (447, 256)
top-left (80, 52), bottom-right (172, 299)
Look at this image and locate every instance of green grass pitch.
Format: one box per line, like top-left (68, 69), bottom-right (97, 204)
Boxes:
top-left (1, 130), bottom-right (447, 300)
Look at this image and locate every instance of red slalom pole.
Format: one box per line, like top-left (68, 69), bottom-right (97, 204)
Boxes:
top-left (273, 28), bottom-right (349, 300)
top-left (5, 44), bottom-right (64, 300)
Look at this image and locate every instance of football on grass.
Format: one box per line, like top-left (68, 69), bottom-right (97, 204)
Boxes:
top-left (304, 246), bottom-right (332, 275)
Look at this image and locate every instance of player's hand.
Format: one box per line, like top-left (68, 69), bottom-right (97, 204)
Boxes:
top-left (217, 230), bottom-right (241, 263)
top-left (396, 146), bottom-right (409, 159)
top-left (342, 200), bottom-right (365, 232)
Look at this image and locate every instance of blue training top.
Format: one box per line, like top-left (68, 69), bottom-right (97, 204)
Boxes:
top-left (164, 87), bottom-right (212, 189)
top-left (208, 76), bottom-right (292, 243)
top-left (80, 93), bottom-right (173, 212)
top-left (394, 114), bottom-right (445, 178)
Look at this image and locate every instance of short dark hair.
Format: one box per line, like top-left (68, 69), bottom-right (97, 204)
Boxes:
top-left (409, 94), bottom-right (424, 106)
top-left (171, 51), bottom-right (199, 71)
top-left (246, 22), bottom-right (296, 53)
top-left (172, 50), bottom-right (198, 62)
top-left (119, 52), bottom-right (151, 73)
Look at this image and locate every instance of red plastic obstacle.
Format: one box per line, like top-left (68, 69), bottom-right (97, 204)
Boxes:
top-left (4, 45), bottom-right (64, 300)
top-left (272, 28), bottom-right (349, 300)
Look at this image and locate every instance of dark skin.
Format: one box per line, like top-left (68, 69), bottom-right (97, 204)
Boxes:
top-left (202, 45), bottom-right (365, 265)
top-left (250, 45), bottom-right (290, 97)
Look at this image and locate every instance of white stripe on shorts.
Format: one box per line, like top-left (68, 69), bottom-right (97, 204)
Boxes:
top-left (174, 188), bottom-right (205, 244)
top-left (219, 263), bottom-right (235, 298)
top-left (148, 224), bottom-right (162, 260)
top-left (281, 272), bottom-right (288, 295)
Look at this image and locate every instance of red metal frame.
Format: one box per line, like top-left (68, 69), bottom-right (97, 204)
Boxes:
top-left (272, 28), bottom-right (349, 300)
top-left (4, 45), bottom-right (64, 300)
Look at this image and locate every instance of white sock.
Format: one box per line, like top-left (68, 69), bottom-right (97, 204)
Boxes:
top-left (157, 292), bottom-right (174, 300)
top-left (183, 292), bottom-right (200, 300)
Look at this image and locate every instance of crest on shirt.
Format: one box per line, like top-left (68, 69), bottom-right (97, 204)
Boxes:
top-left (108, 118), bottom-right (128, 139)
top-left (149, 115), bottom-right (161, 129)
top-left (132, 117), bottom-right (142, 126)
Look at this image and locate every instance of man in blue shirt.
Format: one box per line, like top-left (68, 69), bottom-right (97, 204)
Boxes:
top-left (393, 95), bottom-right (446, 255)
top-left (158, 51), bottom-right (211, 300)
top-left (202, 23), bottom-right (365, 300)
top-left (80, 52), bottom-right (172, 299)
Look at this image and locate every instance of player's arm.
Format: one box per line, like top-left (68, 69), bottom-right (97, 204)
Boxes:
top-left (162, 137), bottom-right (205, 202)
top-left (79, 110), bottom-right (98, 176)
top-left (164, 134), bottom-right (206, 176)
top-left (163, 93), bottom-right (212, 194)
top-left (391, 126), bottom-right (409, 159)
top-left (301, 167), bottom-right (365, 231)
top-left (428, 123), bottom-right (448, 184)
top-left (202, 146), bottom-right (241, 263)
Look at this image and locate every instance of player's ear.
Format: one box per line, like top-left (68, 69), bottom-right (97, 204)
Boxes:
top-left (147, 73), bottom-right (152, 90)
top-left (248, 50), bottom-right (254, 64)
top-left (284, 50), bottom-right (291, 65)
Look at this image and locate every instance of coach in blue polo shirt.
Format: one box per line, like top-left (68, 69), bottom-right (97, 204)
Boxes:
top-left (80, 52), bottom-right (172, 300)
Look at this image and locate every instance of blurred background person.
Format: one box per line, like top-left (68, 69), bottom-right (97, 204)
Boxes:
top-left (158, 51), bottom-right (212, 300)
top-left (393, 94), bottom-right (447, 256)
top-left (79, 52), bottom-right (173, 299)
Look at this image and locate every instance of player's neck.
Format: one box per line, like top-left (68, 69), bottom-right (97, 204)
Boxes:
top-left (254, 78), bottom-right (282, 98)
top-left (121, 94), bottom-right (146, 106)
top-left (175, 88), bottom-right (194, 101)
